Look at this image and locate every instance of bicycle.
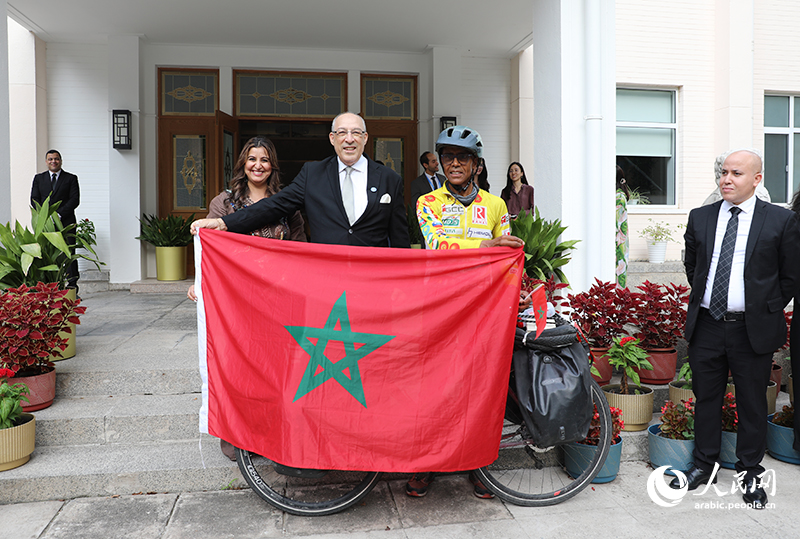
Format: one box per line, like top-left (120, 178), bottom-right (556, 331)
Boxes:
top-left (235, 314), bottom-right (613, 516)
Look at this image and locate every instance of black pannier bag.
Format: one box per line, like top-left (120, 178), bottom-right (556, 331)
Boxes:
top-left (512, 319), bottom-right (593, 448)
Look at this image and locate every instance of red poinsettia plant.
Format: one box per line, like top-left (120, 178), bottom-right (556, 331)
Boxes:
top-left (632, 281), bottom-right (689, 349)
top-left (579, 404), bottom-right (624, 445)
top-left (0, 282), bottom-right (84, 375)
top-left (659, 398), bottom-right (695, 440)
top-left (721, 392), bottom-right (738, 433)
top-left (566, 278), bottom-right (636, 348)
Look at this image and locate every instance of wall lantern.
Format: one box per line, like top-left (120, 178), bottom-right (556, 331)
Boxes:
top-left (112, 109), bottom-right (132, 150)
top-left (440, 116), bottom-right (457, 133)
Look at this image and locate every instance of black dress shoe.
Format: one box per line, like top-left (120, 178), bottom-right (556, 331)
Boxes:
top-left (670, 464), bottom-right (717, 490)
top-left (742, 477), bottom-right (768, 509)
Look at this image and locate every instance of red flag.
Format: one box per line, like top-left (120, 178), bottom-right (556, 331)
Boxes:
top-left (530, 284), bottom-right (547, 339)
top-left (196, 229), bottom-right (523, 472)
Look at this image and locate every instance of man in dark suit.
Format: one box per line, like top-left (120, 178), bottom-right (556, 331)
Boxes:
top-left (191, 112), bottom-right (409, 248)
top-left (31, 149), bottom-right (80, 290)
top-left (675, 149), bottom-right (800, 509)
top-left (409, 151), bottom-right (445, 247)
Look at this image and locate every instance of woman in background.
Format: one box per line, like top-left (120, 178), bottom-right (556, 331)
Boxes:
top-left (615, 165), bottom-right (630, 288)
top-left (500, 162), bottom-right (534, 218)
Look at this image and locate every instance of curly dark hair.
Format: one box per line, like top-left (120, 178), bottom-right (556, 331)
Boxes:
top-left (228, 137), bottom-right (282, 209)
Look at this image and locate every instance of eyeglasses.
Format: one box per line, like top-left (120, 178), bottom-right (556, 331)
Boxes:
top-left (332, 129), bottom-right (366, 138)
top-left (440, 153), bottom-right (474, 165)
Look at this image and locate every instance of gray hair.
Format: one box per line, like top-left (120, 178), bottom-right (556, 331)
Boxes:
top-left (331, 112), bottom-right (366, 133)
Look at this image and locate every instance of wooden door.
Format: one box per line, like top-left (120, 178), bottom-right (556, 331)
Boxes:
top-left (363, 120), bottom-right (418, 205)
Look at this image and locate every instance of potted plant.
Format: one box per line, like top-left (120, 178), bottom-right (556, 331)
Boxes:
top-left (601, 336), bottom-right (654, 431)
top-left (638, 219), bottom-right (679, 264)
top-left (0, 369), bottom-right (35, 471)
top-left (563, 405), bottom-right (624, 483)
top-left (510, 208), bottom-right (578, 284)
top-left (567, 279), bottom-right (637, 385)
top-left (632, 281), bottom-right (690, 384)
top-left (0, 282), bottom-right (84, 411)
top-left (648, 398), bottom-right (695, 474)
top-left (406, 204), bottom-right (423, 248)
top-left (719, 392), bottom-right (738, 469)
top-left (136, 213), bottom-right (195, 281)
top-left (627, 187), bottom-right (650, 206)
top-left (668, 361), bottom-right (694, 403)
top-left (767, 405), bottom-right (800, 464)
top-left (725, 376), bottom-right (778, 416)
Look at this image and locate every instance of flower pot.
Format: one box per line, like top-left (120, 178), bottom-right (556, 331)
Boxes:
top-left (770, 362), bottom-right (782, 389)
top-left (648, 424), bottom-right (695, 475)
top-left (647, 241), bottom-right (668, 264)
top-left (0, 413), bottom-right (35, 472)
top-left (590, 348), bottom-right (612, 386)
top-left (602, 384), bottom-right (654, 431)
top-left (725, 378), bottom-right (778, 415)
top-left (564, 436), bottom-right (622, 484)
top-left (636, 348), bottom-right (677, 385)
top-left (155, 246), bottom-right (187, 281)
top-left (719, 430), bottom-right (737, 469)
top-left (668, 380), bottom-right (695, 404)
top-left (18, 366), bottom-right (56, 412)
top-left (766, 413), bottom-right (800, 464)
top-left (49, 287), bottom-right (76, 361)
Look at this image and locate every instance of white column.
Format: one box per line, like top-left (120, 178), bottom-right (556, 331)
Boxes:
top-left (533, 0), bottom-right (616, 293)
top-left (431, 45), bottom-right (461, 136)
top-left (511, 46), bottom-right (534, 165)
top-left (107, 35), bottom-right (143, 284)
top-left (0, 1), bottom-right (12, 225)
top-left (714, 0), bottom-right (755, 152)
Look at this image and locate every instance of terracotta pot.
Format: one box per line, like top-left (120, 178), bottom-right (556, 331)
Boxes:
top-left (18, 366), bottom-right (56, 412)
top-left (602, 384), bottom-right (654, 431)
top-left (636, 348), bottom-right (677, 385)
top-left (590, 348), bottom-right (612, 386)
top-left (668, 380), bottom-right (695, 404)
top-left (0, 413), bottom-right (35, 472)
top-left (770, 362), bottom-right (782, 389)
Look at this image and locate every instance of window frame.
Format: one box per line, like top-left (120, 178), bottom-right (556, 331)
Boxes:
top-left (763, 94), bottom-right (800, 204)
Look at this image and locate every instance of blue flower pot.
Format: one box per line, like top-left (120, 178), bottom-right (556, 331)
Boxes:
top-left (767, 414), bottom-right (800, 465)
top-left (563, 437), bottom-right (622, 484)
top-left (719, 430), bottom-right (737, 469)
top-left (648, 424), bottom-right (695, 476)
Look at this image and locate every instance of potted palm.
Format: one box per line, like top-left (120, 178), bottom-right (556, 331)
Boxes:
top-left (136, 213), bottom-right (194, 281)
top-left (638, 219), bottom-right (679, 263)
top-left (632, 281), bottom-right (690, 384)
top-left (0, 369), bottom-right (34, 471)
top-left (601, 335), bottom-right (654, 431)
top-left (648, 398), bottom-right (695, 474)
top-left (510, 208), bottom-right (578, 284)
top-left (567, 279), bottom-right (637, 385)
top-left (563, 404), bottom-right (624, 483)
top-left (0, 282), bottom-right (84, 411)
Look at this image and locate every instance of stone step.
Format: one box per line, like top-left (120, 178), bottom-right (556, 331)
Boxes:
top-left (33, 394), bottom-right (202, 447)
top-left (0, 436), bottom-right (239, 505)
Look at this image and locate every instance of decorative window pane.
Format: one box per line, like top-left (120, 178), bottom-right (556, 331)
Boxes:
top-left (616, 89), bottom-right (677, 205)
top-left (236, 72), bottom-right (345, 118)
top-left (162, 71), bottom-right (218, 116)
top-left (373, 138), bottom-right (404, 177)
top-left (764, 96), bottom-right (789, 128)
top-left (173, 135), bottom-right (207, 210)
top-left (362, 76), bottom-right (415, 120)
top-left (764, 95), bottom-right (800, 203)
top-left (223, 130), bottom-right (234, 190)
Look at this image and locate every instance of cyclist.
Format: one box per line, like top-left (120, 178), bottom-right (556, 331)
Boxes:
top-left (408, 126), bottom-right (523, 499)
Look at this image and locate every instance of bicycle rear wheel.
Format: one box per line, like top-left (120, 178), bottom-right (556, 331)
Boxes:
top-left (236, 448), bottom-right (382, 516)
top-left (475, 379), bottom-right (612, 506)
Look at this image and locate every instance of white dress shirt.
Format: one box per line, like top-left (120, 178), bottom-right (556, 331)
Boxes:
top-left (338, 156), bottom-right (368, 223)
top-left (700, 194), bottom-right (757, 312)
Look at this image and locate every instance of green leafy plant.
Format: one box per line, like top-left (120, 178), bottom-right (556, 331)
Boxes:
top-left (676, 361), bottom-right (692, 390)
top-left (772, 404), bottom-right (794, 427)
top-left (605, 335), bottom-right (653, 394)
top-left (627, 188), bottom-right (650, 205)
top-left (638, 219), bottom-right (680, 243)
top-left (510, 208), bottom-right (578, 284)
top-left (0, 282), bottom-right (85, 375)
top-left (0, 369), bottom-right (29, 429)
top-left (0, 197), bottom-right (103, 289)
top-left (659, 399), bottom-right (695, 440)
top-left (136, 214), bottom-right (195, 247)
top-left (406, 204), bottom-right (422, 245)
top-left (721, 392), bottom-right (738, 433)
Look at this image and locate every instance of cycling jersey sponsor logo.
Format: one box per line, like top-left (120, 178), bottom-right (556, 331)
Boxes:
top-left (441, 217), bottom-right (460, 226)
top-left (443, 204), bottom-right (465, 214)
top-left (444, 227), bottom-right (463, 236)
top-left (472, 206), bottom-right (487, 226)
top-left (424, 195), bottom-right (436, 202)
top-left (467, 228), bottom-right (492, 239)
top-left (501, 214), bottom-right (510, 225)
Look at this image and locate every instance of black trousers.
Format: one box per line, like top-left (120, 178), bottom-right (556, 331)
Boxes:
top-left (688, 309), bottom-right (772, 480)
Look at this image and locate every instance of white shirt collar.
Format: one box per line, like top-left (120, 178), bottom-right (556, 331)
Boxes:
top-left (338, 155), bottom-right (367, 174)
top-left (720, 193), bottom-right (757, 215)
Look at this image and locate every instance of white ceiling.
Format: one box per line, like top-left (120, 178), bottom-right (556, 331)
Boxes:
top-left (9, 0), bottom-right (533, 57)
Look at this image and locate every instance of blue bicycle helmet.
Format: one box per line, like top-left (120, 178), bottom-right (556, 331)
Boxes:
top-left (435, 125), bottom-right (483, 158)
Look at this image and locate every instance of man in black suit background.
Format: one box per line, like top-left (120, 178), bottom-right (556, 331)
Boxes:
top-left (31, 149), bottom-right (80, 290)
top-left (675, 149), bottom-right (800, 508)
top-left (409, 151), bottom-right (445, 247)
top-left (191, 112), bottom-right (409, 248)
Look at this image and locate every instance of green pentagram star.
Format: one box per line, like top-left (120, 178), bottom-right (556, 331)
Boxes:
top-left (285, 291), bottom-right (395, 408)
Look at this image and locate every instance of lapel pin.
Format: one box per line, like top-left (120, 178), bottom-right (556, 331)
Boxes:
top-left (370, 187), bottom-right (377, 192)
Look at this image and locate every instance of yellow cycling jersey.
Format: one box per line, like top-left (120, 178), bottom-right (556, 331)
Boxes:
top-left (416, 185), bottom-right (512, 249)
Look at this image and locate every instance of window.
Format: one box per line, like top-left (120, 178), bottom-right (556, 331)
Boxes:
top-left (763, 95), bottom-right (800, 204)
top-left (616, 89), bottom-right (676, 205)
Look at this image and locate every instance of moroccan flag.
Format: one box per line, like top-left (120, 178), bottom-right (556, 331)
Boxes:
top-left (530, 284), bottom-right (547, 339)
top-left (196, 229), bottom-right (523, 472)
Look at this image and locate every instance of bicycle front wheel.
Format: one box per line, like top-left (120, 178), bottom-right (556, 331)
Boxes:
top-left (236, 448), bottom-right (382, 516)
top-left (475, 379), bottom-right (613, 506)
